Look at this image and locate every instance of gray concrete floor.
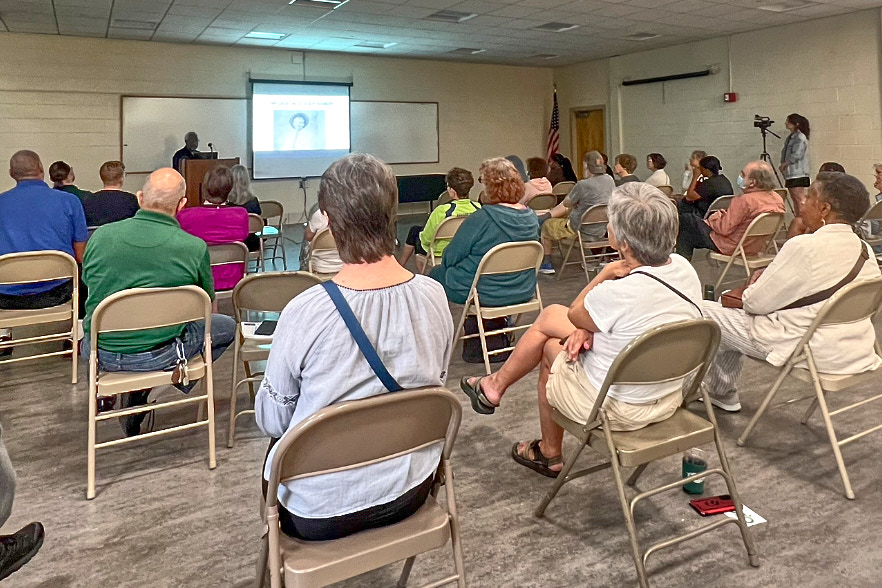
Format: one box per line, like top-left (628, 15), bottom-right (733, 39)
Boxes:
top-left (2, 218), bottom-right (882, 587)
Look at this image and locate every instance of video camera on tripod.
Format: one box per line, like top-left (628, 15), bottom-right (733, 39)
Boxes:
top-left (753, 115), bottom-right (774, 130)
top-left (753, 114), bottom-right (783, 186)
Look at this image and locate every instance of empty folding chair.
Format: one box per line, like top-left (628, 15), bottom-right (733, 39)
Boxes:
top-left (552, 181), bottom-right (575, 203)
top-left (248, 214), bottom-right (266, 272)
top-left (708, 212), bottom-right (784, 292)
top-left (526, 193), bottom-right (557, 211)
top-left (259, 201), bottom-right (287, 270)
top-left (535, 319), bottom-right (758, 587)
top-left (208, 242), bottom-right (249, 300)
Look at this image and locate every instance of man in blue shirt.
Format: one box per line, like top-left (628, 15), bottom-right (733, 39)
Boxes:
top-left (0, 150), bottom-right (88, 353)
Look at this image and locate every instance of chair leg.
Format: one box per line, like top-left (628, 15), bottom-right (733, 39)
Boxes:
top-left (87, 396), bottom-right (97, 500)
top-left (713, 255), bottom-right (738, 292)
top-left (535, 441), bottom-right (586, 518)
top-left (601, 422), bottom-right (649, 588)
top-left (475, 311), bottom-right (492, 376)
top-left (807, 356), bottom-right (855, 499)
top-left (556, 238), bottom-right (576, 281)
top-left (801, 397), bottom-right (820, 425)
top-left (397, 557), bottom-right (416, 588)
top-left (228, 339), bottom-right (241, 448)
top-left (254, 532), bottom-right (269, 588)
top-left (205, 370), bottom-right (217, 471)
top-left (737, 361), bottom-right (794, 447)
top-left (71, 321), bottom-right (78, 385)
top-left (626, 464), bottom-right (648, 487)
top-left (441, 460), bottom-right (467, 588)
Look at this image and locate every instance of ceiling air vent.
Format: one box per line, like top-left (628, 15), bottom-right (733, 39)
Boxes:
top-left (534, 22), bottom-right (578, 33)
top-left (426, 10), bottom-right (478, 23)
top-left (288, 0), bottom-right (347, 8)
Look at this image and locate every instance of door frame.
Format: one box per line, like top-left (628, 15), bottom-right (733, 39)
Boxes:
top-left (569, 105), bottom-right (607, 173)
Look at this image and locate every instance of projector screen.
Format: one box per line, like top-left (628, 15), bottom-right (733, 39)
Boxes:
top-left (250, 80), bottom-right (351, 179)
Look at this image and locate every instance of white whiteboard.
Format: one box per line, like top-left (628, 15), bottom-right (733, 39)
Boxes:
top-left (350, 102), bottom-right (438, 164)
top-left (121, 96), bottom-right (439, 174)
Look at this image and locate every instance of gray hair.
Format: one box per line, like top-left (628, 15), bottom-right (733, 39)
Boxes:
top-left (184, 131), bottom-right (198, 142)
top-left (228, 164), bottom-right (255, 205)
top-left (608, 182), bottom-right (677, 266)
top-left (746, 161), bottom-right (777, 191)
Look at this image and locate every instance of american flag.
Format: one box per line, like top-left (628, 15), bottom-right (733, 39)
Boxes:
top-left (546, 89), bottom-right (560, 161)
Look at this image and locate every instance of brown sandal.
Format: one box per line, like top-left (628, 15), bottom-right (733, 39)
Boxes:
top-left (511, 439), bottom-right (562, 478)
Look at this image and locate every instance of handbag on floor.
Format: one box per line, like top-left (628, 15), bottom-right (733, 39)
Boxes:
top-left (462, 316), bottom-right (512, 364)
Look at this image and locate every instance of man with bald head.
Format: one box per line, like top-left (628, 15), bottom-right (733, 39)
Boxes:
top-left (0, 150), bottom-right (89, 354)
top-left (172, 132), bottom-right (200, 173)
top-left (676, 160), bottom-right (785, 260)
top-left (82, 168), bottom-right (235, 436)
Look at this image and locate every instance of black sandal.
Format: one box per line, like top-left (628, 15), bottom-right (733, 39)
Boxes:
top-left (512, 440), bottom-right (562, 478)
top-left (459, 376), bottom-right (498, 415)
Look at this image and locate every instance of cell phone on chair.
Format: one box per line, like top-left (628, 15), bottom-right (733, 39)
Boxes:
top-left (254, 320), bottom-right (277, 336)
top-left (689, 494), bottom-right (735, 516)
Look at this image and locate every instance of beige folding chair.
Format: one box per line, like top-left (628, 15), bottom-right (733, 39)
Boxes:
top-left (557, 204), bottom-right (617, 282)
top-left (86, 286), bottom-right (216, 499)
top-left (535, 319), bottom-right (758, 587)
top-left (858, 199), bottom-right (882, 249)
top-left (228, 271), bottom-right (322, 448)
top-left (552, 181), bottom-right (575, 201)
top-left (208, 242), bottom-right (249, 299)
top-left (527, 193), bottom-right (557, 211)
top-left (704, 195), bottom-right (736, 219)
top-left (307, 228), bottom-right (340, 281)
top-left (0, 250), bottom-right (79, 384)
top-left (434, 190), bottom-right (453, 207)
top-left (774, 187), bottom-right (794, 216)
top-left (424, 215), bottom-right (468, 273)
top-left (737, 276), bottom-right (882, 499)
top-left (260, 201), bottom-right (287, 270)
top-left (453, 241), bottom-right (544, 375)
top-left (249, 214), bottom-right (266, 272)
top-left (657, 185), bottom-right (674, 197)
top-left (708, 212), bottom-right (784, 291)
top-left (257, 387), bottom-right (466, 588)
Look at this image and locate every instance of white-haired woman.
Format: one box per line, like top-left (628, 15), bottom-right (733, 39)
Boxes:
top-left (460, 182), bottom-right (703, 477)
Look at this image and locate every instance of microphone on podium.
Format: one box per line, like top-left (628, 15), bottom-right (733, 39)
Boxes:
top-left (208, 142), bottom-right (214, 153)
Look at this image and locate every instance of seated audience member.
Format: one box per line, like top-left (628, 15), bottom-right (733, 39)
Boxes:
top-left (600, 153), bottom-right (615, 178)
top-left (82, 168), bottom-right (235, 436)
top-left (819, 162), bottom-right (845, 174)
top-left (177, 166), bottom-right (249, 291)
top-left (507, 155), bottom-right (551, 205)
top-left (645, 153), bottom-right (671, 188)
top-left (430, 158), bottom-right (539, 306)
top-left (0, 151), bottom-right (88, 355)
top-left (681, 150), bottom-right (707, 193)
top-left (527, 157), bottom-right (549, 180)
top-left (255, 153), bottom-right (454, 541)
top-left (613, 153), bottom-right (639, 186)
top-left (304, 207), bottom-right (344, 275)
top-left (537, 151), bottom-right (615, 274)
top-left (459, 183), bottom-right (702, 476)
top-left (227, 164), bottom-right (262, 252)
top-left (0, 421), bottom-right (44, 581)
top-left (701, 173), bottom-right (880, 412)
top-left (80, 160), bottom-right (139, 227)
top-left (548, 153), bottom-right (578, 185)
top-left (680, 155), bottom-right (732, 218)
top-left (677, 161), bottom-right (785, 259)
top-left (399, 167), bottom-right (480, 271)
top-left (49, 160), bottom-right (89, 199)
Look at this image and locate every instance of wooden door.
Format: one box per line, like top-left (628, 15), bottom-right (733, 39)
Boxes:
top-left (573, 109), bottom-right (605, 179)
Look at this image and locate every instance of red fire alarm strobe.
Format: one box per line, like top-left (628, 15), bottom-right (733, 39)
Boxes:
top-left (724, 92), bottom-right (738, 103)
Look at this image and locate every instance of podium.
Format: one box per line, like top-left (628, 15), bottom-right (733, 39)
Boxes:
top-left (181, 157), bottom-right (239, 207)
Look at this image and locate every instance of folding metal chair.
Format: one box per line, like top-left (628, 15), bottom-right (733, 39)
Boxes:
top-left (208, 242), bottom-right (249, 299)
top-left (858, 199), bottom-right (882, 249)
top-left (708, 212), bottom-right (784, 291)
top-left (774, 188), bottom-right (794, 216)
top-left (424, 215), bottom-right (468, 273)
top-left (704, 195), bottom-right (736, 219)
top-left (452, 241), bottom-right (544, 375)
top-left (0, 250), bottom-right (79, 384)
top-left (557, 204), bottom-right (617, 282)
top-left (657, 185), bottom-right (674, 197)
top-left (260, 201), bottom-right (287, 270)
top-left (552, 181), bottom-right (575, 203)
top-left (527, 193), bottom-right (557, 211)
top-left (737, 276), bottom-right (882, 499)
top-left (307, 228), bottom-right (340, 281)
top-left (248, 213), bottom-right (266, 272)
top-left (86, 286), bottom-right (216, 499)
top-left (535, 319), bottom-right (758, 587)
top-left (228, 271), bottom-right (322, 448)
top-left (257, 387), bottom-right (466, 588)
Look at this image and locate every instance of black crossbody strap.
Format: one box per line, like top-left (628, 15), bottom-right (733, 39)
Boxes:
top-left (630, 271), bottom-right (703, 316)
top-left (779, 244), bottom-right (869, 311)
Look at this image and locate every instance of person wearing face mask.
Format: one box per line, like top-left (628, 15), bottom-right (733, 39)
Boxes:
top-left (676, 161), bottom-right (784, 260)
top-left (699, 172), bottom-right (880, 412)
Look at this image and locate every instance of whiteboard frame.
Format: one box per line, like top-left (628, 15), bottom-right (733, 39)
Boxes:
top-left (120, 94), bottom-right (440, 177)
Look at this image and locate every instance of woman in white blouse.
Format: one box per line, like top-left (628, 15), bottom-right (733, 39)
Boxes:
top-left (645, 153), bottom-right (671, 188)
top-left (255, 154), bottom-right (454, 541)
top-left (701, 172), bottom-right (881, 412)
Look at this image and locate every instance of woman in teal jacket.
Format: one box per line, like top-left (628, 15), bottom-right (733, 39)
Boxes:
top-left (431, 157), bottom-right (540, 306)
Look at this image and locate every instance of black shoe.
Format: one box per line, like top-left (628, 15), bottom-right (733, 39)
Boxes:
top-left (0, 522), bottom-right (44, 581)
top-left (118, 389), bottom-right (151, 437)
top-left (0, 335), bottom-right (11, 358)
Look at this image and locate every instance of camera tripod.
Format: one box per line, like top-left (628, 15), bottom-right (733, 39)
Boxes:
top-left (758, 125), bottom-right (784, 187)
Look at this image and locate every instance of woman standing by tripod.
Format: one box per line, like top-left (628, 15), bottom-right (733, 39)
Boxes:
top-left (780, 113), bottom-right (811, 215)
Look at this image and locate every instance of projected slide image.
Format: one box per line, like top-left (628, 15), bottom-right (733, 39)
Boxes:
top-left (272, 110), bottom-right (326, 150)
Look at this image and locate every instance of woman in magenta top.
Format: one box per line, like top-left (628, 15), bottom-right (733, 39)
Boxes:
top-left (177, 166), bottom-right (249, 290)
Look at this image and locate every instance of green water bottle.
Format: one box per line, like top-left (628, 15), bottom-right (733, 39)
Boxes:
top-left (682, 448), bottom-right (708, 494)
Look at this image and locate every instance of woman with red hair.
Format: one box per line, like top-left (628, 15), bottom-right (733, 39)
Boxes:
top-left (430, 157), bottom-right (539, 306)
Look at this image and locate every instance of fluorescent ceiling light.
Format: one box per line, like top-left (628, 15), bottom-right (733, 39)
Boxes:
top-left (534, 22), bottom-right (579, 33)
top-left (448, 48), bottom-right (486, 55)
top-left (532, 53), bottom-right (559, 60)
top-left (426, 10), bottom-right (478, 24)
top-left (757, 1), bottom-right (815, 12)
top-left (245, 31), bottom-right (286, 40)
top-left (623, 32), bottom-right (660, 41)
top-left (356, 41), bottom-right (397, 48)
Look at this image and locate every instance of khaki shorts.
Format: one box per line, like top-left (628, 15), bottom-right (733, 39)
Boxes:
top-left (546, 352), bottom-right (682, 432)
top-left (542, 218), bottom-right (576, 241)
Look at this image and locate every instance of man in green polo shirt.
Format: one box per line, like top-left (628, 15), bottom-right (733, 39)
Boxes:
top-left (82, 168), bottom-right (236, 436)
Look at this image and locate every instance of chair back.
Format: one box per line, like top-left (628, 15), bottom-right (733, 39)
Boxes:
top-left (657, 185), bottom-right (674, 196)
top-left (248, 213), bottom-right (264, 233)
top-left (233, 271), bottom-right (321, 317)
top-left (266, 387), bottom-right (461, 496)
top-left (861, 199), bottom-right (882, 223)
top-left (735, 212), bottom-right (784, 253)
top-left (552, 181), bottom-right (576, 196)
top-left (435, 191), bottom-right (453, 206)
top-left (260, 201), bottom-right (284, 223)
top-left (474, 241), bottom-right (543, 277)
top-left (527, 193), bottom-right (557, 210)
top-left (587, 319), bottom-right (721, 425)
top-left (580, 204), bottom-right (609, 227)
top-left (809, 275), bottom-right (882, 329)
top-left (311, 228), bottom-right (336, 252)
top-left (208, 242), bottom-right (248, 269)
top-left (704, 195), bottom-right (735, 218)
top-left (433, 215), bottom-right (468, 242)
top-left (0, 250), bottom-right (77, 286)
top-left (91, 286), bottom-right (211, 337)
top-left (774, 188), bottom-right (788, 199)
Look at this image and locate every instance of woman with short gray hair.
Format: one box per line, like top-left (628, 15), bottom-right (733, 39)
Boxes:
top-left (459, 182), bottom-right (703, 477)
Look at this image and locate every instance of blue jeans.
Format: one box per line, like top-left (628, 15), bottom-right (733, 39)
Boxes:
top-left (81, 315), bottom-right (236, 376)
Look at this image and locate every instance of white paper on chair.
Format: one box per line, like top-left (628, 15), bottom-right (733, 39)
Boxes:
top-left (241, 322), bottom-right (273, 347)
top-left (724, 505), bottom-right (766, 527)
